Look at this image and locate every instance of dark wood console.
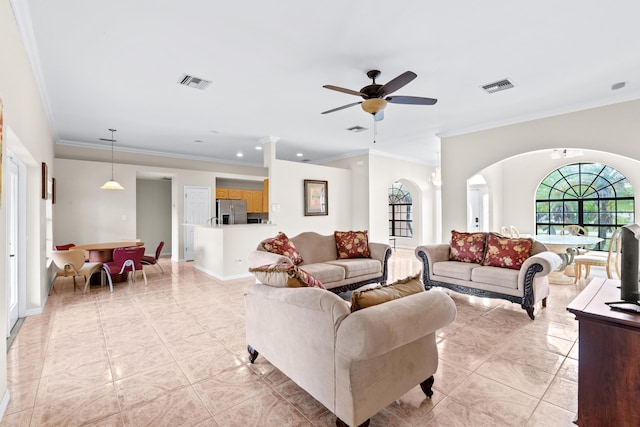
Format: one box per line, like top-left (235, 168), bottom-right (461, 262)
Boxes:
top-left (567, 277), bottom-right (640, 426)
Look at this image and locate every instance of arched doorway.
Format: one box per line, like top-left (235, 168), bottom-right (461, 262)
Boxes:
top-left (535, 162), bottom-right (635, 250)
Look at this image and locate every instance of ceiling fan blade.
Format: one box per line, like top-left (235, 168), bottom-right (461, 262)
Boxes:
top-left (373, 110), bottom-right (384, 122)
top-left (377, 71), bottom-right (417, 96)
top-left (386, 95), bottom-right (438, 105)
top-left (323, 85), bottom-right (366, 97)
top-left (321, 101), bottom-right (363, 114)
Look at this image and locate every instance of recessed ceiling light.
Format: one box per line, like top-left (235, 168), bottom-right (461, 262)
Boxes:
top-left (296, 153), bottom-right (303, 157)
top-left (347, 125), bottom-right (367, 133)
top-left (194, 139), bottom-right (203, 143)
top-left (209, 130), bottom-right (219, 134)
top-left (611, 82), bottom-right (626, 90)
top-left (236, 152), bottom-right (243, 157)
top-left (255, 146), bottom-right (262, 150)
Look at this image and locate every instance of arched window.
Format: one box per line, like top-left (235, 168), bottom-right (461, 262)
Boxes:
top-left (536, 162), bottom-right (635, 250)
top-left (389, 182), bottom-right (413, 238)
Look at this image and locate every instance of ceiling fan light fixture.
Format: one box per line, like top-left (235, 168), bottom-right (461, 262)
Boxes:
top-left (361, 98), bottom-right (387, 115)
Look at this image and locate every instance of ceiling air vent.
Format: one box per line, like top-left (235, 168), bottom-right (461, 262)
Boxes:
top-left (178, 74), bottom-right (211, 90)
top-left (347, 125), bottom-right (368, 133)
top-left (482, 78), bottom-right (514, 94)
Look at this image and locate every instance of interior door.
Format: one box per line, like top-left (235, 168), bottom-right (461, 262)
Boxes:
top-left (183, 186), bottom-right (210, 261)
top-left (7, 156), bottom-right (20, 336)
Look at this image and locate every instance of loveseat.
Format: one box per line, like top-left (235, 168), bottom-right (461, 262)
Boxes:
top-left (249, 231), bottom-right (392, 293)
top-left (415, 231), bottom-right (562, 319)
top-left (244, 278), bottom-right (457, 426)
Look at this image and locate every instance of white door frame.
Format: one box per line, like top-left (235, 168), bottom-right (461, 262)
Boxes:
top-left (183, 186), bottom-right (211, 261)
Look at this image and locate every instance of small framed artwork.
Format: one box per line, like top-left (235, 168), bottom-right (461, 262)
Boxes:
top-left (41, 162), bottom-right (48, 200)
top-left (52, 177), bottom-right (56, 204)
top-left (304, 179), bottom-right (328, 216)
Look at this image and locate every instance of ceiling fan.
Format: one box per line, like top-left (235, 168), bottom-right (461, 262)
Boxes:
top-left (321, 70), bottom-right (437, 122)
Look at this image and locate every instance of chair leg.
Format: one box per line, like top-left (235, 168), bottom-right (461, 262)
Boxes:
top-left (155, 262), bottom-right (164, 274)
top-left (102, 266), bottom-right (113, 292)
top-left (141, 269), bottom-right (147, 286)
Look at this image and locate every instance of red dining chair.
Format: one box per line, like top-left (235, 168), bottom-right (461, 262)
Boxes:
top-left (141, 241), bottom-right (164, 274)
top-left (55, 243), bottom-right (76, 250)
top-left (104, 246), bottom-right (147, 288)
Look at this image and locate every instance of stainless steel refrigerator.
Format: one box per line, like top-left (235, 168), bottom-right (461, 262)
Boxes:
top-left (216, 199), bottom-right (248, 224)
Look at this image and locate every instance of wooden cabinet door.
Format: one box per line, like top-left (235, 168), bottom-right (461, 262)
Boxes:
top-left (242, 190), bottom-right (254, 212)
top-left (216, 188), bottom-right (228, 199)
top-left (228, 189), bottom-right (243, 200)
top-left (263, 179), bottom-right (269, 212)
top-left (252, 191), bottom-right (263, 213)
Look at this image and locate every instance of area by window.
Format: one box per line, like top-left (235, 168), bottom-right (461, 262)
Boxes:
top-left (389, 182), bottom-right (413, 238)
top-left (535, 162), bottom-right (635, 250)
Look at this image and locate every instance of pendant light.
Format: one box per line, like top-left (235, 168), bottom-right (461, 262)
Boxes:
top-left (100, 128), bottom-right (124, 190)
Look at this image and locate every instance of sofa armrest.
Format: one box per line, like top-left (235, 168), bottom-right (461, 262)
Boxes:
top-left (368, 242), bottom-right (391, 262)
top-left (247, 250), bottom-right (294, 268)
top-left (415, 244), bottom-right (450, 266)
top-left (335, 290), bottom-right (456, 361)
top-left (517, 250), bottom-right (562, 283)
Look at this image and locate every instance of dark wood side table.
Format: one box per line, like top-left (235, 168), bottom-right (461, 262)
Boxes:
top-left (566, 277), bottom-right (640, 426)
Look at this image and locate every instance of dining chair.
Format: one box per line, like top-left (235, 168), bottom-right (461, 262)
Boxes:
top-left (51, 250), bottom-right (107, 293)
top-left (573, 228), bottom-right (622, 283)
top-left (104, 246), bottom-right (147, 287)
top-left (500, 226), bottom-right (520, 238)
top-left (141, 241), bottom-right (164, 274)
top-left (55, 243), bottom-right (76, 250)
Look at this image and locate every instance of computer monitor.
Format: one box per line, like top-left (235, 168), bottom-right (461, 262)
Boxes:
top-left (620, 223), bottom-right (640, 303)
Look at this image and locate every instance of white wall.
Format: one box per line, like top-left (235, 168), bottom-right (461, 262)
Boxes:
top-left (268, 158), bottom-right (353, 237)
top-left (441, 99), bottom-right (640, 241)
top-left (136, 179), bottom-right (172, 256)
top-left (0, 0), bottom-right (57, 416)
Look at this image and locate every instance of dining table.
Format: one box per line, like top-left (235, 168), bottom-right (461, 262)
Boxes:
top-left (71, 241), bottom-right (144, 263)
top-left (534, 234), bottom-right (604, 284)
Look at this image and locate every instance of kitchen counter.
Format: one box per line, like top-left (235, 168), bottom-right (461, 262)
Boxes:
top-left (193, 223), bottom-right (279, 280)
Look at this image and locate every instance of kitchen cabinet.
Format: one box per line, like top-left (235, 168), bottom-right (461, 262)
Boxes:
top-left (228, 189), bottom-right (243, 200)
top-left (218, 187), bottom-right (265, 213)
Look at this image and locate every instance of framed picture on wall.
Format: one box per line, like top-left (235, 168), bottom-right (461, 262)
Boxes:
top-left (304, 180), bottom-right (328, 216)
top-left (41, 162), bottom-right (48, 200)
top-left (52, 177), bottom-right (56, 204)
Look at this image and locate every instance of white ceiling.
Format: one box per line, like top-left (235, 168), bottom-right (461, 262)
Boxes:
top-left (13, 0), bottom-right (640, 167)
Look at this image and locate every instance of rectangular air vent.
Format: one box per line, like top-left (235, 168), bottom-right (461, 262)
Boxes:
top-left (347, 125), bottom-right (368, 133)
top-left (482, 78), bottom-right (514, 94)
top-left (178, 74), bottom-right (211, 90)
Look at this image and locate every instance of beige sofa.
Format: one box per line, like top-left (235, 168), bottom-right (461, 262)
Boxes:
top-left (415, 239), bottom-right (561, 319)
top-left (244, 282), bottom-right (457, 427)
top-left (250, 231), bottom-right (392, 293)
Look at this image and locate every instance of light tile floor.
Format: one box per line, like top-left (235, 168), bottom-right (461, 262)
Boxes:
top-left (2, 249), bottom-right (597, 426)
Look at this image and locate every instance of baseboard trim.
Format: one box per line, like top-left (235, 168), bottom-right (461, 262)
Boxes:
top-left (193, 265), bottom-right (252, 281)
top-left (0, 388), bottom-right (10, 422)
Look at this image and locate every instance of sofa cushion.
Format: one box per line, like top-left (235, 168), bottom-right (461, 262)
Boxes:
top-left (482, 233), bottom-right (533, 270)
top-left (263, 232), bottom-right (304, 265)
top-left (350, 273), bottom-right (423, 312)
top-left (249, 263), bottom-right (325, 289)
top-left (432, 261), bottom-right (479, 281)
top-left (290, 232), bottom-right (338, 264)
top-left (325, 259), bottom-right (381, 279)
top-left (470, 266), bottom-right (520, 290)
top-left (449, 230), bottom-right (487, 264)
top-left (297, 262), bottom-right (346, 284)
top-left (335, 230), bottom-right (370, 259)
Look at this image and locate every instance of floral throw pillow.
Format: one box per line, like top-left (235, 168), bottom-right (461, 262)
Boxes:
top-left (295, 267), bottom-right (326, 289)
top-left (262, 232), bottom-right (304, 265)
top-left (248, 263), bottom-right (325, 289)
top-left (449, 230), bottom-right (487, 264)
top-left (482, 233), bottom-right (533, 270)
top-left (335, 230), bottom-right (370, 259)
